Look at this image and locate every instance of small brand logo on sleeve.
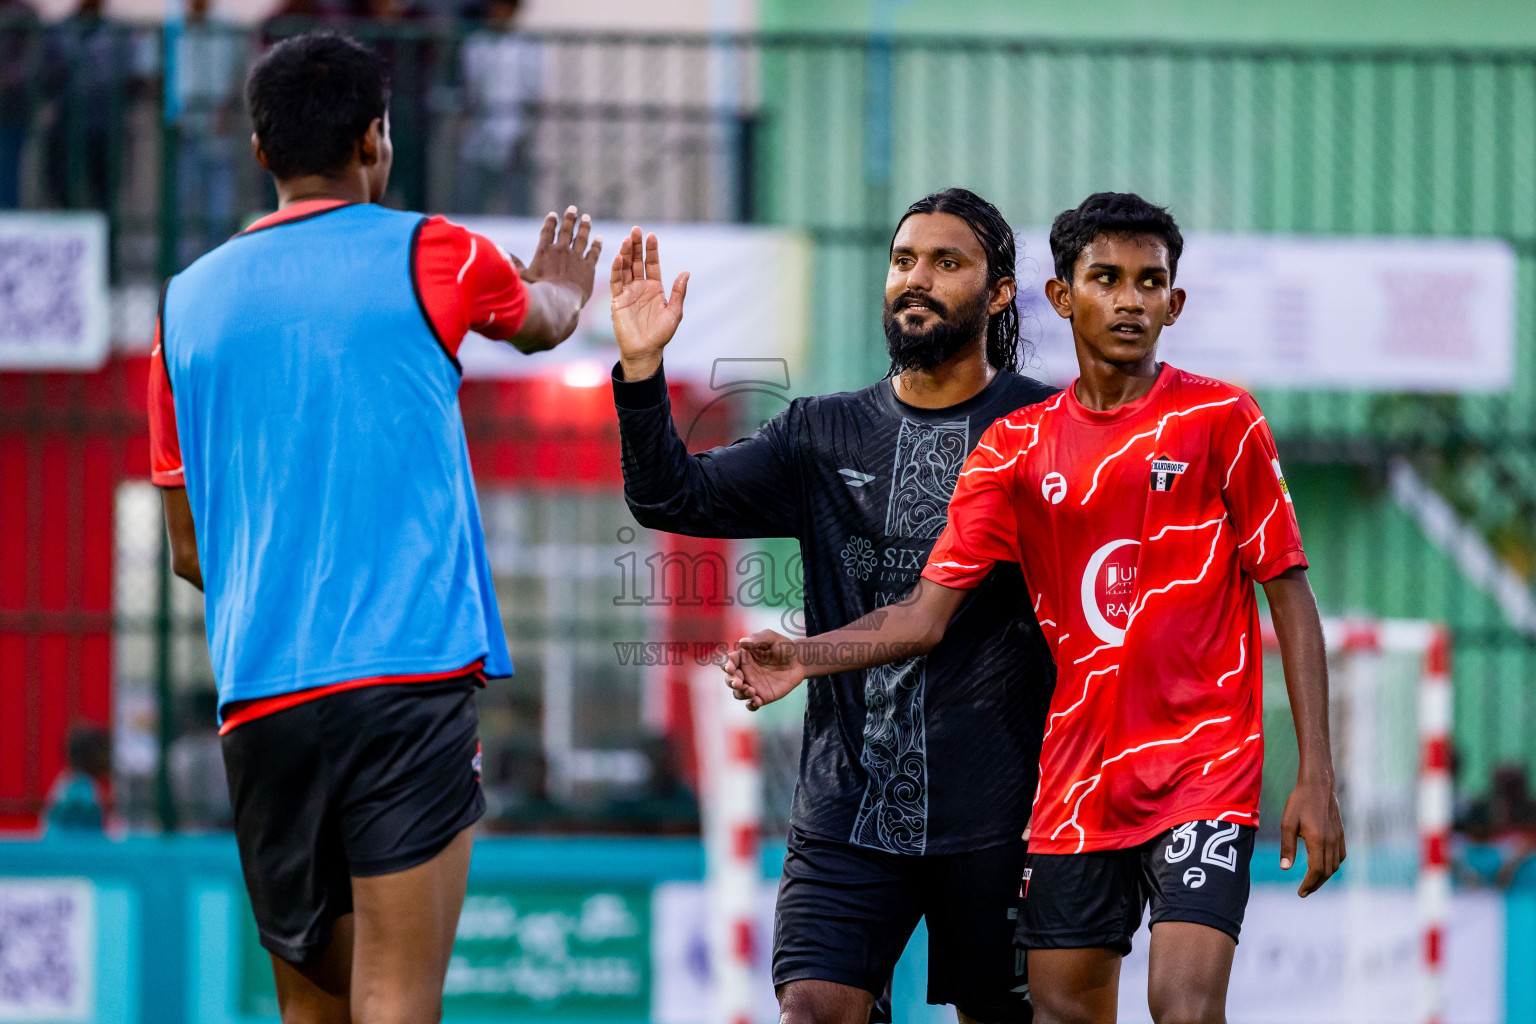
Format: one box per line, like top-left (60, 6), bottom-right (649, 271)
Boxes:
top-left (1272, 458), bottom-right (1292, 503)
top-left (1149, 458), bottom-right (1189, 492)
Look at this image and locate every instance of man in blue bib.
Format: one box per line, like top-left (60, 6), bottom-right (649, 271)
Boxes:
top-left (147, 33), bottom-right (602, 1023)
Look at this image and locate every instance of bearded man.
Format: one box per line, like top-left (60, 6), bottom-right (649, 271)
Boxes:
top-left (607, 188), bottom-right (1058, 1024)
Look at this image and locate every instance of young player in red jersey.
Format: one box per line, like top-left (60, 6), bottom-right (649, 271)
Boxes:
top-left (726, 192), bottom-right (1345, 1024)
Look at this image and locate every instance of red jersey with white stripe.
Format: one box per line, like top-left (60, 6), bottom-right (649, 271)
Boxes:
top-left (922, 364), bottom-right (1306, 854)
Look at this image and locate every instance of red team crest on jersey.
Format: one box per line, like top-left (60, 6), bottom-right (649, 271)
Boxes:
top-left (1149, 457), bottom-right (1188, 492)
top-left (925, 366), bottom-right (1306, 853)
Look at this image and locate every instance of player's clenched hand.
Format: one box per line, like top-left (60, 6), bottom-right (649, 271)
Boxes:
top-left (611, 226), bottom-right (689, 382)
top-left (724, 629), bottom-right (804, 711)
top-left (1279, 775), bottom-right (1346, 897)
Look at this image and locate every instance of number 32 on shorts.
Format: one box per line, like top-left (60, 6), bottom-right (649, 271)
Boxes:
top-left (1162, 820), bottom-right (1242, 882)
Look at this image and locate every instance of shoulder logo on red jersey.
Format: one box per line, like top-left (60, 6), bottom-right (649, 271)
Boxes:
top-left (1271, 458), bottom-right (1292, 503)
top-left (1149, 458), bottom-right (1188, 492)
top-left (1042, 472), bottom-right (1068, 504)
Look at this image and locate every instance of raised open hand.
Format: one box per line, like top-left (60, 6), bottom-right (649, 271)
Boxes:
top-left (522, 205), bottom-right (603, 306)
top-left (610, 226), bottom-right (689, 382)
top-left (724, 629), bottom-right (805, 711)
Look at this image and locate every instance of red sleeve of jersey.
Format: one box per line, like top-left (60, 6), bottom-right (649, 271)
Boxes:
top-left (412, 216), bottom-right (530, 356)
top-left (148, 317), bottom-right (185, 488)
top-left (922, 421), bottom-right (1023, 589)
top-left (1217, 394), bottom-right (1307, 581)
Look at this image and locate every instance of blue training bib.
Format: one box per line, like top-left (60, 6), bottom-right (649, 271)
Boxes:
top-left (161, 204), bottom-right (512, 714)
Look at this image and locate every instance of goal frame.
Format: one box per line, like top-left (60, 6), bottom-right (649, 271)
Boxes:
top-left (1265, 616), bottom-right (1452, 1024)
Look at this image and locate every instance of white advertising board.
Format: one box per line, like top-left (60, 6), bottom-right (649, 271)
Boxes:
top-left (1015, 231), bottom-right (1515, 393)
top-left (454, 218), bottom-right (811, 386)
top-left (0, 878), bottom-right (97, 1023)
top-left (1117, 888), bottom-right (1504, 1024)
top-left (652, 882), bottom-right (1504, 1024)
top-left (0, 213), bottom-right (111, 371)
top-left (650, 880), bottom-right (778, 1024)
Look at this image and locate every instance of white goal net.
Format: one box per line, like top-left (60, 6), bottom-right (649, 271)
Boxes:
top-left (1254, 618), bottom-right (1452, 1024)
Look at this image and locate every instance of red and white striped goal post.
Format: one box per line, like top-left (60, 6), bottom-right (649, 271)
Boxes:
top-left (1264, 616), bottom-right (1452, 1024)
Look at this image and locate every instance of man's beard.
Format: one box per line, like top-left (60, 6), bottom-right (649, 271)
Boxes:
top-left (883, 288), bottom-right (991, 374)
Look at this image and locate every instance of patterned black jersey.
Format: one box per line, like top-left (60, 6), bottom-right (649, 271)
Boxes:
top-left (613, 363), bottom-right (1058, 854)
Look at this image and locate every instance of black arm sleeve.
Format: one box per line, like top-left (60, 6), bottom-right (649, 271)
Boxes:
top-left (613, 362), bottom-right (801, 539)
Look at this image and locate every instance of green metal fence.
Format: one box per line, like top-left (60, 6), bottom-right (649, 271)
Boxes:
top-left (8, 21), bottom-right (1536, 796)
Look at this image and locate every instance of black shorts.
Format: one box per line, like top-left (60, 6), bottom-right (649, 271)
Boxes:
top-left (1016, 819), bottom-right (1256, 956)
top-left (221, 675), bottom-right (485, 963)
top-left (773, 827), bottom-right (1030, 1024)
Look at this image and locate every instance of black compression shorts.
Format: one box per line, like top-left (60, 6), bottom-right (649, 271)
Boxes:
top-left (1016, 819), bottom-right (1256, 955)
top-left (221, 675), bottom-right (485, 963)
top-left (773, 827), bottom-right (1031, 1023)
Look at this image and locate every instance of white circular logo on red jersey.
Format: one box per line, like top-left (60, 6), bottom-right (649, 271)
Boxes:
top-left (1081, 538), bottom-right (1140, 645)
top-left (1042, 472), bottom-right (1068, 505)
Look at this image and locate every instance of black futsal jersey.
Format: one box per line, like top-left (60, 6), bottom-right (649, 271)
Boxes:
top-left (613, 363), bottom-right (1057, 855)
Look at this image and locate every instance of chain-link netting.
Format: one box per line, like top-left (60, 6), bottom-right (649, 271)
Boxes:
top-left (1262, 636), bottom-right (1424, 885)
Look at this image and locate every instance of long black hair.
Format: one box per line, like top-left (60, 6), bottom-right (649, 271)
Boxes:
top-left (889, 188), bottom-right (1022, 374)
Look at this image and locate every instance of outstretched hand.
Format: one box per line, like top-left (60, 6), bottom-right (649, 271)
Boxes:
top-left (724, 629), bottom-right (805, 711)
top-left (522, 206), bottom-right (603, 305)
top-left (507, 206), bottom-right (603, 353)
top-left (611, 226), bottom-right (689, 382)
top-left (1279, 776), bottom-right (1346, 897)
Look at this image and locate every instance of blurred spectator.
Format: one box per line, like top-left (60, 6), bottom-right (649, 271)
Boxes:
top-left (599, 736), bottom-right (700, 834)
top-left (175, 0), bottom-right (244, 258)
top-left (0, 0), bottom-right (38, 208)
top-left (169, 689), bottom-right (231, 829)
top-left (1459, 762), bottom-right (1536, 837)
top-left (455, 0), bottom-right (538, 215)
top-left (487, 746), bottom-right (568, 832)
top-left (1455, 761), bottom-right (1536, 887)
top-left (44, 724), bottom-right (111, 834)
top-left (366, 0), bottom-right (436, 212)
top-left (42, 0), bottom-right (150, 211)
top-left (262, 0), bottom-right (355, 32)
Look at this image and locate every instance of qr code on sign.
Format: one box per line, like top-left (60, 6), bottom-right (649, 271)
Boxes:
top-left (0, 212), bottom-right (109, 370)
top-left (0, 236), bottom-right (86, 344)
top-left (0, 880), bottom-right (95, 1022)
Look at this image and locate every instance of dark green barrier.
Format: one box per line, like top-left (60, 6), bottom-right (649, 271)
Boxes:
top-left (0, 833), bottom-right (703, 1024)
